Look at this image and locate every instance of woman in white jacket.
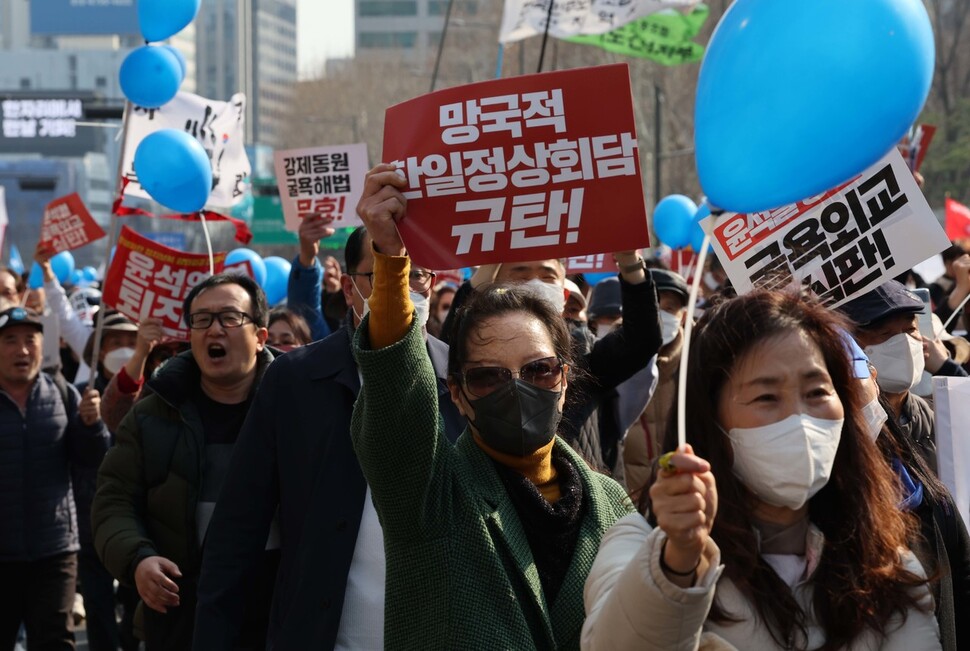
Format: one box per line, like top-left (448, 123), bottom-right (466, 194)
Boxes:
top-left (582, 290), bottom-right (942, 651)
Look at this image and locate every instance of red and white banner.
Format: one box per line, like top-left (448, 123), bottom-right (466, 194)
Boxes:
top-left (39, 193), bottom-right (106, 253)
top-left (223, 259), bottom-right (255, 280)
top-left (898, 124), bottom-right (936, 173)
top-left (102, 226), bottom-right (226, 339)
top-left (566, 254), bottom-right (619, 274)
top-left (383, 64), bottom-right (649, 270)
top-left (945, 198), bottom-right (970, 241)
top-left (700, 149), bottom-right (949, 308)
top-left (273, 143), bottom-right (369, 232)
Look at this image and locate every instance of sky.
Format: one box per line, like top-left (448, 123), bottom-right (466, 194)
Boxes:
top-left (297, 0), bottom-right (355, 79)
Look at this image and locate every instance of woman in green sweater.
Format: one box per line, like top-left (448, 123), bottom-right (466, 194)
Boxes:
top-left (350, 164), bottom-right (635, 649)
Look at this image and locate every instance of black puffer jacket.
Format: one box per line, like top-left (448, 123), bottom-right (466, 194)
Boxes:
top-left (0, 372), bottom-right (110, 561)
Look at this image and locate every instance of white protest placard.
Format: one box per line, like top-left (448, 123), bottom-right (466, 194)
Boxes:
top-left (272, 144), bottom-right (368, 232)
top-left (499, 0), bottom-right (697, 43)
top-left (123, 92), bottom-right (250, 208)
top-left (933, 376), bottom-right (970, 527)
top-left (699, 148), bottom-right (949, 307)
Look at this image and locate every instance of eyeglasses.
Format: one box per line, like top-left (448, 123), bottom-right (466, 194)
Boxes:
top-left (187, 310), bottom-right (254, 329)
top-left (348, 269), bottom-right (437, 293)
top-left (459, 357), bottom-right (565, 398)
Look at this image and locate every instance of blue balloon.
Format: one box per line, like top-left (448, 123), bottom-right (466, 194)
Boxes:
top-left (652, 195), bottom-right (697, 250)
top-left (161, 45), bottom-right (187, 83)
top-left (119, 45), bottom-right (182, 109)
top-left (695, 0), bottom-right (934, 214)
top-left (689, 204), bottom-right (713, 254)
top-left (27, 263), bottom-right (44, 290)
top-left (134, 129), bottom-right (212, 213)
top-left (225, 249), bottom-right (267, 287)
top-left (51, 251), bottom-right (75, 284)
top-left (82, 266), bottom-right (98, 283)
top-left (262, 256), bottom-right (291, 306)
top-left (69, 269), bottom-right (84, 286)
top-left (139, 0), bottom-right (201, 42)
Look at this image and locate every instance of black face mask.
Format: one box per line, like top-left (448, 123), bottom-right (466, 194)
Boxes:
top-left (566, 318), bottom-right (595, 357)
top-left (465, 379), bottom-right (563, 456)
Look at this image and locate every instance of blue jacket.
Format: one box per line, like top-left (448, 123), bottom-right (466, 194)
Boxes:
top-left (193, 326), bottom-right (464, 650)
top-left (0, 372), bottom-right (109, 562)
top-left (287, 255), bottom-right (332, 342)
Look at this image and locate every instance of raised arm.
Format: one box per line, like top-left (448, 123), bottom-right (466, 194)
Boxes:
top-left (287, 214), bottom-right (335, 342)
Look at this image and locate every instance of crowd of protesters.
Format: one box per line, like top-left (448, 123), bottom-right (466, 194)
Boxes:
top-left (1, 161), bottom-right (969, 651)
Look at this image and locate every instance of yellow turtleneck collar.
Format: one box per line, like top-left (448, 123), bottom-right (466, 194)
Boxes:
top-left (472, 432), bottom-right (561, 503)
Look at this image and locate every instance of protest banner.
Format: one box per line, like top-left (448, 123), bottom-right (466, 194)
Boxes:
top-left (122, 92), bottom-right (250, 208)
top-left (700, 148), bottom-right (948, 308)
top-left (38, 193), bottom-right (106, 253)
top-left (566, 254), bottom-right (620, 274)
top-left (499, 0), bottom-right (697, 43)
top-left (383, 63), bottom-right (650, 270)
top-left (102, 226), bottom-right (226, 339)
top-left (273, 143), bottom-right (369, 232)
top-left (945, 198), bottom-right (970, 241)
top-left (898, 123), bottom-right (936, 172)
top-left (568, 5), bottom-right (707, 65)
top-left (223, 258), bottom-right (254, 280)
top-left (933, 376), bottom-right (970, 527)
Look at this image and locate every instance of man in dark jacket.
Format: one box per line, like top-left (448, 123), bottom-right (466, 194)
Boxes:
top-left (92, 274), bottom-right (276, 651)
top-left (0, 306), bottom-right (109, 650)
top-left (193, 227), bottom-right (465, 650)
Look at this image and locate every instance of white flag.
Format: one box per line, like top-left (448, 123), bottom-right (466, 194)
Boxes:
top-left (499, 0), bottom-right (698, 43)
top-left (122, 92), bottom-right (251, 209)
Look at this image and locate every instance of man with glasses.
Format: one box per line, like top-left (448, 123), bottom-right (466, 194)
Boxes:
top-left (92, 274), bottom-right (278, 651)
top-left (194, 226), bottom-right (465, 650)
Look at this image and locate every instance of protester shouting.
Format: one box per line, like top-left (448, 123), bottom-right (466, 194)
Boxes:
top-left (0, 306), bottom-right (109, 650)
top-left (193, 226), bottom-right (464, 650)
top-left (348, 164), bottom-right (634, 649)
top-left (92, 274), bottom-right (277, 651)
top-left (582, 290), bottom-right (940, 650)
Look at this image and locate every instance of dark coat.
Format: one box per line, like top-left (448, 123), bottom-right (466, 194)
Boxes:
top-left (91, 347), bottom-right (276, 586)
top-left (0, 372), bottom-right (109, 561)
top-left (193, 326), bottom-right (464, 650)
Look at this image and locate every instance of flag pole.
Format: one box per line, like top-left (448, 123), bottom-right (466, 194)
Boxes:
top-left (536, 0), bottom-right (556, 73)
top-left (89, 100), bottom-right (132, 391)
top-left (199, 211), bottom-right (215, 276)
top-left (429, 0), bottom-right (456, 92)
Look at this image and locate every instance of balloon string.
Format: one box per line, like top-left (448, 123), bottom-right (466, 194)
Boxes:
top-left (936, 291), bottom-right (970, 340)
top-left (199, 211), bottom-right (215, 276)
top-left (677, 232), bottom-right (710, 451)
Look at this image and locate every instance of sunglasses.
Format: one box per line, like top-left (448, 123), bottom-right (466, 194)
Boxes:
top-left (460, 357), bottom-right (565, 398)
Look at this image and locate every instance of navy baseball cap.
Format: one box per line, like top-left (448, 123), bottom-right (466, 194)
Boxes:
top-left (650, 269), bottom-right (689, 303)
top-left (588, 277), bottom-right (621, 319)
top-left (0, 307), bottom-right (43, 334)
top-left (838, 280), bottom-right (924, 327)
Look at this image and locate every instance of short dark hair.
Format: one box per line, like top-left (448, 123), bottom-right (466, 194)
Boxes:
top-left (182, 273), bottom-right (269, 328)
top-left (345, 226), bottom-right (369, 274)
top-left (268, 307), bottom-right (312, 346)
top-left (447, 283), bottom-right (573, 378)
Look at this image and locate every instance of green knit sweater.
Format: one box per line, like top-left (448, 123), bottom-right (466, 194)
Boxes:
top-left (351, 315), bottom-right (635, 650)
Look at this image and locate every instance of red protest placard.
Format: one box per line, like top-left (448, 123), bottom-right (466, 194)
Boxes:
top-left (102, 226), bottom-right (226, 339)
top-left (223, 259), bottom-right (255, 280)
top-left (383, 63), bottom-right (649, 270)
top-left (566, 254), bottom-right (620, 274)
top-left (39, 193), bottom-right (106, 253)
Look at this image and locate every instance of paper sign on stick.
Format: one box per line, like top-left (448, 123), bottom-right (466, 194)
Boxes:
top-left (499, 0), bottom-right (697, 43)
top-left (273, 143), bottom-right (369, 232)
top-left (102, 226), bottom-right (226, 339)
top-left (39, 193), bottom-right (106, 253)
top-left (383, 63), bottom-right (650, 270)
top-left (933, 376), bottom-right (970, 528)
top-left (700, 148), bottom-right (949, 308)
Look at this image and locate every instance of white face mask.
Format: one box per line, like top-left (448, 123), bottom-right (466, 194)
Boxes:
top-left (660, 310), bottom-right (681, 346)
top-left (520, 278), bottom-right (565, 315)
top-left (103, 347), bottom-right (135, 376)
top-left (861, 397), bottom-right (888, 441)
top-left (726, 413), bottom-right (843, 510)
top-left (595, 321), bottom-right (616, 340)
top-left (410, 291), bottom-right (430, 330)
top-left (865, 333), bottom-right (924, 394)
